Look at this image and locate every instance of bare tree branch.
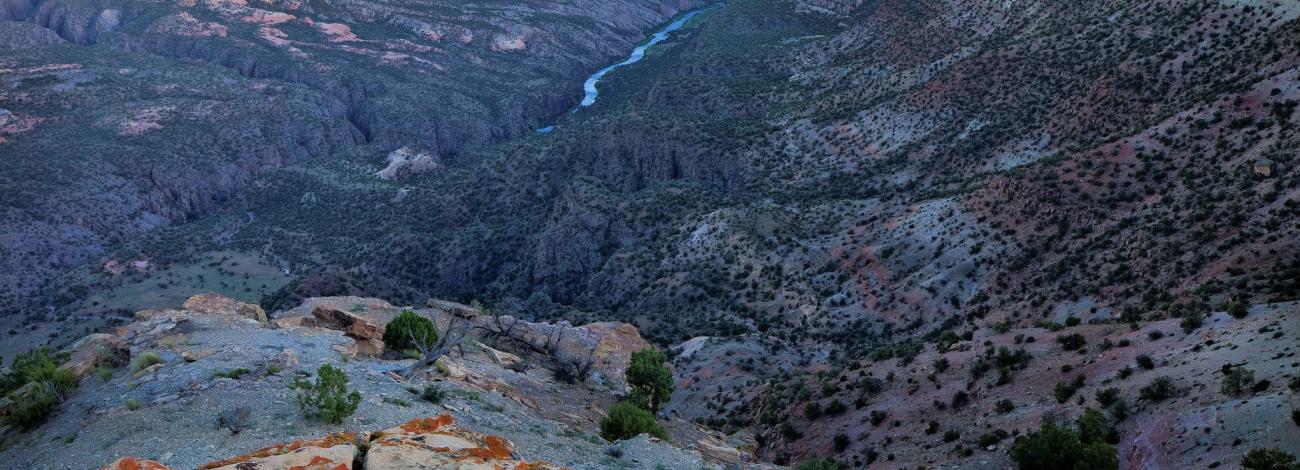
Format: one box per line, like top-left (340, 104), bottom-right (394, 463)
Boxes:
top-left (401, 314), bottom-right (469, 378)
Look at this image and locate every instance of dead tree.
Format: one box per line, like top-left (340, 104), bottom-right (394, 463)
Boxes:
top-left (551, 339), bottom-right (599, 384)
top-left (478, 314), bottom-right (521, 341)
top-left (400, 315), bottom-right (469, 378)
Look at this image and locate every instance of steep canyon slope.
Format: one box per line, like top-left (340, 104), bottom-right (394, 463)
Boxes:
top-left (0, 0), bottom-right (705, 332)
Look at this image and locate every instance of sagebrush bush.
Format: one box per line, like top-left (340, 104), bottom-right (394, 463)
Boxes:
top-left (1139, 377), bottom-right (1174, 401)
top-left (130, 352), bottom-right (164, 372)
top-left (1240, 448), bottom-right (1298, 470)
top-left (420, 384), bottom-right (446, 403)
top-left (292, 364), bottom-right (361, 424)
top-left (383, 310), bottom-right (437, 353)
top-left (1, 347), bottom-right (68, 395)
top-left (600, 401), bottom-right (667, 441)
top-left (1, 347), bottom-right (78, 429)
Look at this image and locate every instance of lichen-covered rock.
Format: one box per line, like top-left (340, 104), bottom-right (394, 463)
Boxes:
top-left (311, 305), bottom-right (399, 341)
top-left (60, 333), bottom-right (128, 381)
top-left (182, 293), bottom-right (268, 322)
top-left (365, 415), bottom-right (562, 469)
top-left (101, 457), bottom-right (172, 470)
top-left (197, 432), bottom-right (361, 470)
top-left (105, 417), bottom-right (562, 469)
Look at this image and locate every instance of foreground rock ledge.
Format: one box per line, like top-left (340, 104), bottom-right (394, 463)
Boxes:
top-left (101, 415), bottom-right (562, 470)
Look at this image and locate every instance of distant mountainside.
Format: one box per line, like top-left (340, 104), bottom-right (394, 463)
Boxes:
top-left (2, 0), bottom-right (1299, 467)
top-left (0, 0), bottom-right (704, 334)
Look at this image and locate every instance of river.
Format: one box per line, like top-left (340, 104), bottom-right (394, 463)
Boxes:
top-left (537, 4), bottom-right (719, 133)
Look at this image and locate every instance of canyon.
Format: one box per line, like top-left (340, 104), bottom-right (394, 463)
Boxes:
top-left (2, 0), bottom-right (1299, 468)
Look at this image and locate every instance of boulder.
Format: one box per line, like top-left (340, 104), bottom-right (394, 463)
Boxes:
top-left (376, 146), bottom-right (444, 181)
top-left (478, 341), bottom-right (522, 367)
top-left (365, 415), bottom-right (560, 469)
top-left (101, 457), bottom-right (171, 470)
top-left (197, 433), bottom-right (362, 470)
top-left (354, 337), bottom-right (385, 357)
top-left (275, 296), bottom-right (398, 328)
top-left (427, 298), bottom-right (478, 318)
top-left (562, 322), bottom-right (652, 389)
top-left (60, 333), bottom-right (128, 381)
top-left (182, 293), bottom-right (268, 323)
top-left (311, 305), bottom-right (397, 341)
top-left (132, 363), bottom-right (162, 379)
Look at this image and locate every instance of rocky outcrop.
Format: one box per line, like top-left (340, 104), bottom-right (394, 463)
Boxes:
top-left (365, 415), bottom-right (561, 469)
top-left (182, 293), bottom-right (268, 323)
top-left (59, 332), bottom-right (128, 381)
top-left (197, 432), bottom-right (361, 470)
top-left (102, 416), bottom-right (559, 470)
top-left (376, 146), bottom-right (443, 181)
top-left (308, 303), bottom-right (398, 356)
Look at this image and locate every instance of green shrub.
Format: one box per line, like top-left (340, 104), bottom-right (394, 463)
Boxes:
top-left (5, 383), bottom-right (63, 428)
top-left (1009, 421), bottom-right (1117, 470)
top-left (793, 458), bottom-right (845, 470)
top-left (626, 348), bottom-right (673, 413)
top-left (124, 399), bottom-right (141, 410)
top-left (292, 364), bottom-right (361, 424)
top-left (212, 368), bottom-right (251, 379)
top-left (1135, 355), bottom-right (1155, 370)
top-left (1221, 366), bottom-right (1255, 396)
top-left (1056, 333), bottom-right (1086, 351)
top-left (420, 384), bottom-right (446, 403)
top-left (600, 401), bottom-right (667, 441)
top-left (1078, 409), bottom-right (1117, 444)
top-left (1095, 387), bottom-right (1120, 406)
top-left (833, 433), bottom-right (849, 451)
top-left (1179, 311), bottom-right (1204, 333)
top-left (1240, 448), bottom-right (1299, 470)
top-left (1, 348), bottom-right (78, 429)
top-left (1226, 301), bottom-right (1249, 319)
top-left (130, 352), bottom-right (164, 372)
top-left (1139, 377), bottom-right (1174, 401)
top-left (1, 348), bottom-right (68, 395)
top-left (383, 310), bottom-right (437, 353)
top-left (995, 399), bottom-right (1015, 413)
top-left (978, 429), bottom-right (1009, 447)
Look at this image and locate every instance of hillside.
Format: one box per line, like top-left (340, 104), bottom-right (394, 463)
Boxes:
top-left (2, 0), bottom-right (1299, 468)
top-left (2, 294), bottom-right (760, 468)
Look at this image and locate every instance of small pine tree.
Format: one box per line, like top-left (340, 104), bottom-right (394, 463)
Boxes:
top-left (293, 364), bottom-right (361, 424)
top-left (626, 348), bottom-right (673, 413)
top-left (383, 310), bottom-right (437, 353)
top-left (600, 401), bottom-right (667, 441)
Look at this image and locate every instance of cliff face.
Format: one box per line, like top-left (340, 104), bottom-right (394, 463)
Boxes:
top-left (0, 0), bottom-right (706, 321)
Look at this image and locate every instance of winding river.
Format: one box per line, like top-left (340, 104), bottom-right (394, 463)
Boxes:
top-left (538, 4), bottom-right (718, 133)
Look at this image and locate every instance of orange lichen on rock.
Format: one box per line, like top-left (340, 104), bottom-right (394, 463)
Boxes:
top-left (364, 415), bottom-right (564, 469)
top-left (285, 455), bottom-right (349, 470)
top-left (105, 416), bottom-right (562, 469)
top-left (197, 432), bottom-right (357, 469)
top-left (396, 414), bottom-right (455, 434)
top-left (102, 457), bottom-right (172, 470)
